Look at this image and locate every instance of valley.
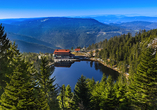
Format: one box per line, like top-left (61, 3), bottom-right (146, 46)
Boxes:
top-left (1, 17), bottom-right (136, 53)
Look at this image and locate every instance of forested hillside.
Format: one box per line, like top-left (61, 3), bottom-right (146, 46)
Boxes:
top-left (88, 29), bottom-right (157, 69)
top-left (1, 17), bottom-right (133, 51)
top-left (15, 40), bottom-right (55, 53)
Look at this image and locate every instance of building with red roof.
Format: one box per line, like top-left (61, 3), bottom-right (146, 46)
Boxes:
top-left (53, 49), bottom-right (74, 59)
top-left (75, 48), bottom-right (80, 52)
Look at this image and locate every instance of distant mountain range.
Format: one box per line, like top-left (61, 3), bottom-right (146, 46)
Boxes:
top-left (92, 15), bottom-right (157, 24)
top-left (0, 16), bottom-right (157, 53)
top-left (109, 21), bottom-right (157, 31)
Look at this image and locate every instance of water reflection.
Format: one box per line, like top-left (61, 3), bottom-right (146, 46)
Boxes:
top-left (54, 61), bottom-right (74, 68)
top-left (51, 60), bottom-right (119, 90)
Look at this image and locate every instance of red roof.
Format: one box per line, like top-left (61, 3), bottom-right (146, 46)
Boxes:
top-left (75, 48), bottom-right (80, 51)
top-left (54, 49), bottom-right (70, 54)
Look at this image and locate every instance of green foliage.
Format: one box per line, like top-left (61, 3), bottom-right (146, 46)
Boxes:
top-left (128, 48), bottom-right (157, 109)
top-left (57, 84), bottom-right (66, 110)
top-left (99, 75), bottom-right (116, 110)
top-left (73, 75), bottom-right (91, 110)
top-left (0, 24), bottom-right (21, 98)
top-left (37, 57), bottom-right (58, 110)
top-left (0, 24), bottom-right (11, 95)
top-left (65, 85), bottom-right (73, 110)
top-left (90, 74), bottom-right (106, 110)
top-left (114, 75), bottom-right (131, 110)
top-left (22, 52), bottom-right (53, 70)
top-left (0, 59), bottom-right (37, 110)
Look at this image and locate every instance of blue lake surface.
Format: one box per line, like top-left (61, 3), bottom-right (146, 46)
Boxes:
top-left (51, 60), bottom-right (119, 90)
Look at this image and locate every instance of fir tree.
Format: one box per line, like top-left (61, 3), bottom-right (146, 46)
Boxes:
top-left (65, 85), bottom-right (73, 110)
top-left (114, 75), bottom-right (131, 110)
top-left (34, 87), bottom-right (50, 110)
top-left (73, 75), bottom-right (91, 110)
top-left (86, 78), bottom-right (95, 92)
top-left (90, 74), bottom-right (106, 110)
top-left (37, 57), bottom-right (58, 110)
top-left (57, 84), bottom-right (66, 110)
top-left (99, 75), bottom-right (116, 110)
top-left (128, 48), bottom-right (157, 109)
top-left (0, 59), bottom-right (37, 110)
top-left (0, 24), bottom-right (11, 95)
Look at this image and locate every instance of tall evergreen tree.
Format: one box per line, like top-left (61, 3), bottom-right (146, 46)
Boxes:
top-left (0, 24), bottom-right (11, 95)
top-left (99, 75), bottom-right (116, 110)
top-left (90, 74), bottom-right (106, 110)
top-left (0, 58), bottom-right (37, 110)
top-left (73, 75), bottom-right (91, 110)
top-left (128, 48), bottom-right (157, 109)
top-left (0, 24), bottom-right (20, 100)
top-left (114, 75), bottom-right (131, 110)
top-left (86, 78), bottom-right (95, 92)
top-left (37, 57), bottom-right (58, 110)
top-left (57, 84), bottom-right (66, 110)
top-left (65, 85), bottom-right (73, 110)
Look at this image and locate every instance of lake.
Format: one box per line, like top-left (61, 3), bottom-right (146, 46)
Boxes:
top-left (51, 60), bottom-right (119, 90)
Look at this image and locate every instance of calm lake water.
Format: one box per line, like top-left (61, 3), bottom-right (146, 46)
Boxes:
top-left (51, 60), bottom-right (119, 90)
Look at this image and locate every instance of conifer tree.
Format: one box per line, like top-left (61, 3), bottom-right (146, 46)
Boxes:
top-left (0, 24), bottom-right (11, 95)
top-left (86, 78), bottom-right (95, 92)
top-left (37, 57), bottom-right (58, 110)
top-left (90, 74), bottom-right (106, 110)
top-left (73, 75), bottom-right (91, 110)
top-left (114, 75), bottom-right (131, 110)
top-left (65, 85), bottom-right (73, 109)
top-left (99, 75), bottom-right (116, 110)
top-left (34, 88), bottom-right (50, 110)
top-left (128, 48), bottom-right (157, 109)
top-left (0, 58), bottom-right (37, 110)
top-left (0, 24), bottom-right (10, 59)
top-left (57, 84), bottom-right (66, 110)
top-left (0, 24), bottom-right (20, 98)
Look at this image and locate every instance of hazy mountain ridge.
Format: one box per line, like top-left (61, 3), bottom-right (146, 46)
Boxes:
top-left (93, 15), bottom-right (157, 24)
top-left (1, 17), bottom-right (129, 51)
top-left (109, 21), bottom-right (157, 30)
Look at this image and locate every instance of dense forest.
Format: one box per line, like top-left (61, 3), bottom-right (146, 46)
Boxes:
top-left (1, 23), bottom-right (157, 110)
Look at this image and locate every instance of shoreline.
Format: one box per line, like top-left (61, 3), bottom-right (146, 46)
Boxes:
top-left (89, 58), bottom-right (121, 73)
top-left (89, 58), bottom-right (129, 78)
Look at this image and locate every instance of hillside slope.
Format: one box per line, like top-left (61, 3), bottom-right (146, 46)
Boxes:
top-left (15, 40), bottom-right (55, 53)
top-left (2, 17), bottom-right (131, 49)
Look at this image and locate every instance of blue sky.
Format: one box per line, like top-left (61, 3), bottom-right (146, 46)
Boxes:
top-left (0, 0), bottom-right (157, 19)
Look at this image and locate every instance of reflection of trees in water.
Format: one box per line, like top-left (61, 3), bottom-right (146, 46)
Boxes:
top-left (93, 61), bottom-right (119, 81)
top-left (86, 61), bottom-right (89, 64)
top-left (94, 62), bottom-right (99, 70)
top-left (90, 61), bottom-right (93, 68)
top-left (54, 61), bottom-right (74, 68)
